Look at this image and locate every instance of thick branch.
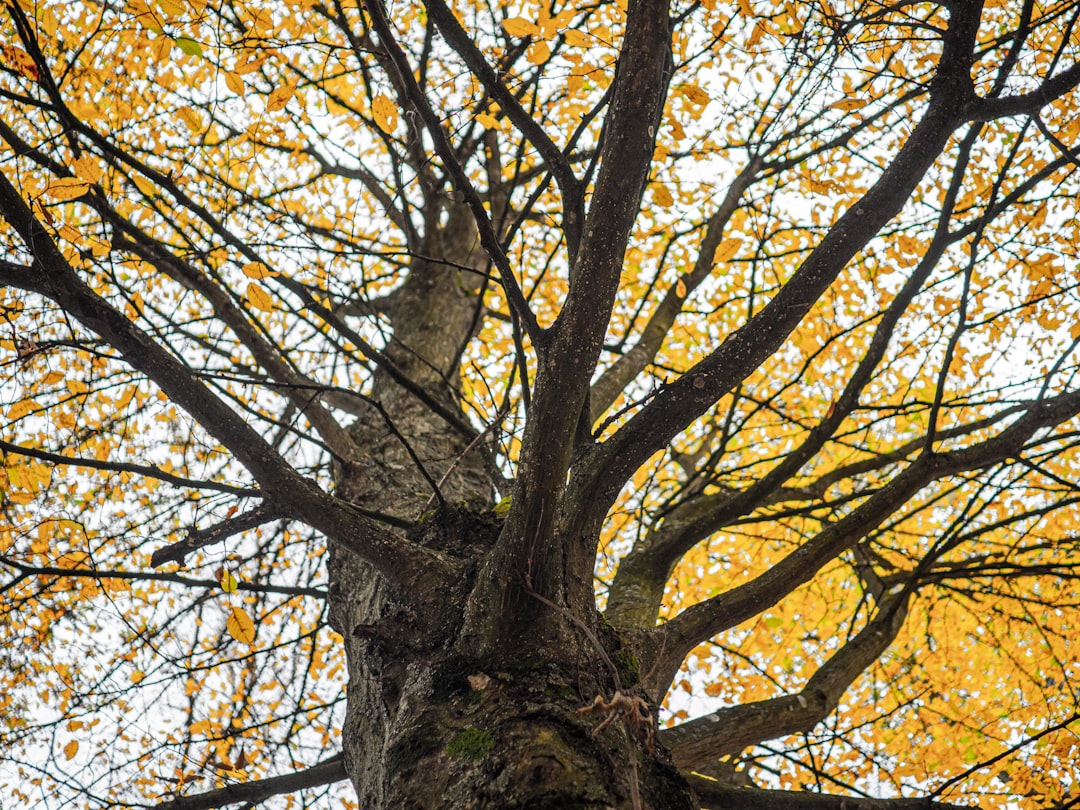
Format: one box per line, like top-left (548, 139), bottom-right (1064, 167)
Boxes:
top-left (589, 157), bottom-right (761, 422)
top-left (603, 114), bottom-right (989, 627)
top-left (648, 386), bottom-right (1080, 691)
top-left (971, 61), bottom-right (1080, 121)
top-left (150, 505), bottom-right (282, 567)
top-left (567, 5), bottom-right (986, 546)
top-left (460, 0), bottom-right (674, 652)
top-left (0, 171), bottom-right (456, 593)
top-left (686, 776), bottom-right (967, 810)
top-left (662, 592), bottom-right (908, 767)
top-left (422, 0), bottom-right (584, 252)
top-left (152, 756), bottom-right (346, 810)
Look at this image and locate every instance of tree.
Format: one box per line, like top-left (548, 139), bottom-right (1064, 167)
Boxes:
top-left (3, 0), bottom-right (1080, 805)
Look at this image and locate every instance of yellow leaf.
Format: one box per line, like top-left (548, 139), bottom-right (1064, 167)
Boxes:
top-left (241, 261), bottom-right (277, 279)
top-left (45, 178), bottom-right (90, 201)
top-left (713, 237), bottom-right (743, 263)
top-left (675, 278), bottom-right (687, 298)
top-left (526, 41), bottom-right (551, 65)
top-left (132, 174), bottom-right (157, 196)
top-left (564, 29), bottom-right (590, 47)
top-left (178, 106), bottom-right (203, 133)
top-left (226, 606), bottom-right (256, 645)
top-left (681, 85), bottom-right (710, 106)
top-left (224, 71), bottom-right (245, 96)
top-left (737, 0), bottom-right (753, 15)
top-left (219, 570), bottom-right (239, 593)
top-left (653, 184), bottom-right (674, 208)
top-left (131, 671), bottom-right (145, 684)
top-left (503, 17), bottom-right (538, 37)
top-left (3, 46), bottom-right (38, 81)
top-left (266, 82), bottom-right (295, 112)
top-left (7, 399), bottom-right (40, 420)
top-left (57, 224), bottom-right (81, 242)
top-left (234, 56), bottom-right (265, 75)
top-left (476, 113), bottom-right (499, 129)
top-left (829, 98), bottom-right (866, 112)
top-left (371, 93), bottom-right (398, 134)
top-left (246, 282), bottom-right (274, 311)
top-left (73, 156), bottom-right (103, 184)
top-left (63, 740), bottom-right (78, 760)
top-left (158, 0), bottom-right (186, 16)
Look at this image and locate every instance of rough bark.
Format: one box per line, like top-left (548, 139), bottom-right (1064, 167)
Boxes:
top-left (321, 193), bottom-right (692, 805)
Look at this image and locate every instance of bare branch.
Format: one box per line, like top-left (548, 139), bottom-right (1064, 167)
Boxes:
top-left (568, 4), bottom-right (987, 542)
top-left (661, 591), bottom-right (908, 766)
top-left (0, 438), bottom-right (261, 498)
top-left (650, 386), bottom-right (1080, 686)
top-left (686, 775), bottom-right (968, 810)
top-left (150, 505), bottom-right (283, 567)
top-left (151, 756), bottom-right (346, 810)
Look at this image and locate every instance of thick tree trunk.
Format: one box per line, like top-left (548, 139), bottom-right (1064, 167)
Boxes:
top-left (331, 520), bottom-right (693, 808)
top-left (322, 211), bottom-right (693, 808)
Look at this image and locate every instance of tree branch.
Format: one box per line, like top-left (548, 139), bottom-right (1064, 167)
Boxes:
top-left (152, 756), bottom-right (347, 810)
top-left (0, 170), bottom-right (457, 594)
top-left (0, 556), bottom-right (325, 599)
top-left (647, 385), bottom-right (1080, 694)
top-left (150, 505), bottom-right (283, 567)
top-left (361, 0), bottom-right (542, 346)
top-left (567, 3), bottom-right (986, 549)
top-left (686, 775), bottom-right (967, 810)
top-left (422, 0), bottom-right (584, 253)
top-left (589, 156), bottom-right (762, 423)
top-left (0, 438), bottom-right (260, 498)
top-left (661, 591), bottom-right (908, 768)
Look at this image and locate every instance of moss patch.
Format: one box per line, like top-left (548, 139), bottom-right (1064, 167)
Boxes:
top-left (445, 727), bottom-right (495, 761)
top-left (614, 649), bottom-right (640, 684)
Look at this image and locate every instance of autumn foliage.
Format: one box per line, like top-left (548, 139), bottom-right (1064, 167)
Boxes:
top-left (4, 0), bottom-right (1080, 807)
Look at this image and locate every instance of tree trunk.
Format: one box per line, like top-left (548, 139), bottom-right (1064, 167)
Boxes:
top-left (330, 511), bottom-right (692, 808)
top-left (323, 209), bottom-right (692, 808)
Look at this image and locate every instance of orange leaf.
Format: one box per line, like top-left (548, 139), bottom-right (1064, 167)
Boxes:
top-left (45, 178), bottom-right (90, 201)
top-left (526, 41), bottom-right (551, 65)
top-left (73, 156), bottom-right (103, 184)
top-left (371, 93), bottom-right (398, 134)
top-left (7, 399), bottom-right (40, 420)
top-left (266, 82), bottom-right (295, 112)
top-left (2, 46), bottom-right (39, 81)
top-left (225, 72), bottom-right (245, 96)
top-left (713, 237), bottom-right (743, 263)
top-left (681, 85), bottom-right (710, 105)
top-left (226, 606), bottom-right (256, 645)
top-left (241, 261), bottom-right (277, 279)
top-left (177, 106), bottom-right (203, 133)
top-left (63, 740), bottom-right (79, 760)
top-left (246, 282), bottom-right (274, 311)
top-left (503, 17), bottom-right (538, 37)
